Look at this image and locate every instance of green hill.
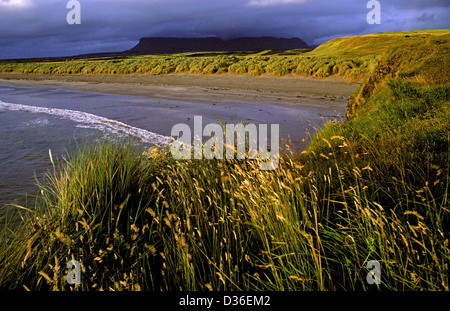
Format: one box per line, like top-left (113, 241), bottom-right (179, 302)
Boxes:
top-left (310, 29), bottom-right (450, 57)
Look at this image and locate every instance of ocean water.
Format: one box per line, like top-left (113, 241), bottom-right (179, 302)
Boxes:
top-left (0, 92), bottom-right (170, 208)
top-left (0, 84), bottom-right (346, 209)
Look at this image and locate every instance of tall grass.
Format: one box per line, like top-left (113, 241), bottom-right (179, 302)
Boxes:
top-left (0, 53), bottom-right (376, 81)
top-left (0, 123), bottom-right (448, 291)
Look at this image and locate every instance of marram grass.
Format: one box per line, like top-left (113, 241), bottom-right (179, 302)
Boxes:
top-left (0, 133), bottom-right (448, 291)
top-left (0, 53), bottom-right (376, 81)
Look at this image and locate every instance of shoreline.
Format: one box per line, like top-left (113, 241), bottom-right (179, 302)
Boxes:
top-left (0, 73), bottom-right (360, 110)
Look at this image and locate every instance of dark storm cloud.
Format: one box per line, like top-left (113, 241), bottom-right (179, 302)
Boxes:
top-left (417, 13), bottom-right (435, 22)
top-left (0, 0), bottom-right (449, 59)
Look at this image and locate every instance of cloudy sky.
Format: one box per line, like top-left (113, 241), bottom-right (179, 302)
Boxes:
top-left (0, 0), bottom-right (449, 59)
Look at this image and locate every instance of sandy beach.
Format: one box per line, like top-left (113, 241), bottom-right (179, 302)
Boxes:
top-left (0, 73), bottom-right (359, 109)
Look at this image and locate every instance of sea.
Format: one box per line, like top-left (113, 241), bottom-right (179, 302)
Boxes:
top-left (0, 84), bottom-right (346, 209)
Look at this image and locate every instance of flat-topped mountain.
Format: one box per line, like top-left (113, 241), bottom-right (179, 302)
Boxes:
top-left (126, 36), bottom-right (309, 54)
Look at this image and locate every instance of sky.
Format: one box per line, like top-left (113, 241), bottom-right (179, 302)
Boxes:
top-left (0, 0), bottom-right (449, 59)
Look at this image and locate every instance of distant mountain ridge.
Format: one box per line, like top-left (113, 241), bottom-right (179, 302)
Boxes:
top-left (126, 36), bottom-right (309, 54)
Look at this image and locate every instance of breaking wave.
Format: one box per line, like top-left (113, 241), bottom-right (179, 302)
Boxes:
top-left (0, 100), bottom-right (174, 145)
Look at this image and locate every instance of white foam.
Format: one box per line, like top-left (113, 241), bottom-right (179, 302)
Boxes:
top-left (0, 100), bottom-right (174, 145)
top-left (22, 118), bottom-right (50, 127)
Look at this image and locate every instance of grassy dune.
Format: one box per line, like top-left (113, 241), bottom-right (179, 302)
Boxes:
top-left (0, 31), bottom-right (447, 82)
top-left (310, 29), bottom-right (449, 57)
top-left (0, 30), bottom-right (449, 291)
top-left (0, 51), bottom-right (373, 80)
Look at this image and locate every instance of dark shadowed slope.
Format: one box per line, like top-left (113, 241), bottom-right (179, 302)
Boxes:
top-left (126, 36), bottom-right (309, 54)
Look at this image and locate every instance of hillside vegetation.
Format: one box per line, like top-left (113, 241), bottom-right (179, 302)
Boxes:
top-left (311, 29), bottom-right (449, 57)
top-left (0, 49), bottom-right (372, 81)
top-left (0, 30), bottom-right (447, 82)
top-left (0, 30), bottom-right (449, 291)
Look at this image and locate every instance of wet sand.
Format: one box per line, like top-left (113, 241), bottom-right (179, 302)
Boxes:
top-left (0, 72), bottom-right (359, 108)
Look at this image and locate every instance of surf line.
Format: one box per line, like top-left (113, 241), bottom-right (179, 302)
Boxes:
top-left (0, 100), bottom-right (173, 145)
